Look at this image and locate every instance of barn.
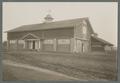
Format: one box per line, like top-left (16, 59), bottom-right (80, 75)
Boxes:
top-left (6, 14), bottom-right (113, 53)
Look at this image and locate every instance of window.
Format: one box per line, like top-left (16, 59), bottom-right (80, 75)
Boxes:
top-left (58, 39), bottom-right (70, 44)
top-left (82, 26), bottom-right (87, 34)
top-left (44, 39), bottom-right (54, 44)
top-left (18, 40), bottom-right (24, 44)
top-left (10, 40), bottom-right (16, 44)
top-left (82, 20), bottom-right (87, 25)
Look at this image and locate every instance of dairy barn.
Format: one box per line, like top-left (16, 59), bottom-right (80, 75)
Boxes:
top-left (6, 14), bottom-right (113, 53)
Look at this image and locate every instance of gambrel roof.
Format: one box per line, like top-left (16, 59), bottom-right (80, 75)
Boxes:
top-left (6, 17), bottom-right (94, 34)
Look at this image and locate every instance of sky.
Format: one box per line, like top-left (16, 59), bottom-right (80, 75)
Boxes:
top-left (3, 2), bottom-right (118, 46)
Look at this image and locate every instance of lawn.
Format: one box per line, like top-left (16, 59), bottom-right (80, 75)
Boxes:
top-left (3, 50), bottom-right (117, 80)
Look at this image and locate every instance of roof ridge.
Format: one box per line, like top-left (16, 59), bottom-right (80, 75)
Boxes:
top-left (20, 17), bottom-right (89, 26)
top-left (6, 17), bottom-right (92, 33)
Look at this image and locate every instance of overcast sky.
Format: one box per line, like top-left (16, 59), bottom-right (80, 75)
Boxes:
top-left (3, 2), bottom-right (118, 46)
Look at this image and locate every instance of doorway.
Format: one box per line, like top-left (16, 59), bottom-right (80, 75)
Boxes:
top-left (32, 41), bottom-right (35, 49)
top-left (26, 40), bottom-right (39, 50)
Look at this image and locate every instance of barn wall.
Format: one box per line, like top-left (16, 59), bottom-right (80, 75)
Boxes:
top-left (104, 45), bottom-right (112, 51)
top-left (74, 20), bottom-right (91, 40)
top-left (7, 30), bottom-right (43, 40)
top-left (7, 27), bottom-right (74, 52)
top-left (44, 28), bottom-right (74, 38)
top-left (56, 38), bottom-right (71, 52)
top-left (91, 40), bottom-right (105, 52)
top-left (91, 45), bottom-right (105, 52)
top-left (7, 21), bottom-right (93, 53)
top-left (73, 20), bottom-right (92, 53)
top-left (73, 39), bottom-right (90, 53)
top-left (7, 28), bottom-right (74, 40)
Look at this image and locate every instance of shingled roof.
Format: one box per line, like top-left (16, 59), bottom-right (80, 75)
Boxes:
top-left (6, 17), bottom-right (94, 33)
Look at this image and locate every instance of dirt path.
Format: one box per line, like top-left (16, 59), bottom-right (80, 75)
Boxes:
top-left (3, 60), bottom-right (83, 80)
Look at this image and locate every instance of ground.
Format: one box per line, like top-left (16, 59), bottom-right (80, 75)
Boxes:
top-left (2, 50), bottom-right (117, 81)
top-left (3, 60), bottom-right (79, 80)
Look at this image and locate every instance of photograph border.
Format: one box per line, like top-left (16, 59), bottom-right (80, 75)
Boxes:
top-left (0, 0), bottom-right (119, 83)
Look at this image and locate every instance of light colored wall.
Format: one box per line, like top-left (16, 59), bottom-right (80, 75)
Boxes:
top-left (73, 19), bottom-right (92, 53)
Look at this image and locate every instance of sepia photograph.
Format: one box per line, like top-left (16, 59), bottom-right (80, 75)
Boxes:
top-left (2, 2), bottom-right (118, 81)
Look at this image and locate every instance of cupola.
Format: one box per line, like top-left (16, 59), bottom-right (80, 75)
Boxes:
top-left (44, 14), bottom-right (54, 23)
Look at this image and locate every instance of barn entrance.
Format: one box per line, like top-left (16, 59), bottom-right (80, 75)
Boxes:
top-left (76, 40), bottom-right (82, 53)
top-left (32, 41), bottom-right (35, 49)
top-left (26, 40), bottom-right (39, 50)
top-left (21, 33), bottom-right (40, 50)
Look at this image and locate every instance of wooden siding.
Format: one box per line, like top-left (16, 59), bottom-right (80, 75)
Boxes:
top-left (43, 44), bottom-right (54, 51)
top-left (74, 21), bottom-right (91, 40)
top-left (57, 44), bottom-right (70, 52)
top-left (57, 39), bottom-right (71, 52)
top-left (73, 20), bottom-right (91, 53)
top-left (44, 28), bottom-right (74, 39)
top-left (7, 30), bottom-right (43, 40)
top-left (7, 28), bottom-right (74, 40)
top-left (7, 21), bottom-right (93, 53)
top-left (91, 37), bottom-right (105, 52)
top-left (91, 46), bottom-right (105, 52)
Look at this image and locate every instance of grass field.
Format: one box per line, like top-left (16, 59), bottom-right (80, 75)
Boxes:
top-left (3, 50), bottom-right (117, 80)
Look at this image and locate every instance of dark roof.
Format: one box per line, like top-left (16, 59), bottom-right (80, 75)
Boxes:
top-left (91, 36), bottom-right (113, 46)
top-left (6, 17), bottom-right (94, 33)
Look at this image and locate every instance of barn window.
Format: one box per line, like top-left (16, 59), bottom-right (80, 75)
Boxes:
top-left (44, 39), bottom-right (54, 44)
top-left (18, 40), bottom-right (24, 44)
top-left (82, 26), bottom-right (87, 34)
top-left (10, 40), bottom-right (16, 44)
top-left (82, 20), bottom-right (87, 25)
top-left (58, 39), bottom-right (70, 44)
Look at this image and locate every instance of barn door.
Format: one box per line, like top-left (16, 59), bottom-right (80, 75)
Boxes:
top-left (26, 40), bottom-right (39, 50)
top-left (76, 40), bottom-right (82, 53)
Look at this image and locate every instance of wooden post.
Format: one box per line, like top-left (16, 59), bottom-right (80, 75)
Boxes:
top-left (54, 38), bottom-right (57, 51)
top-left (24, 40), bottom-right (27, 49)
top-left (38, 40), bottom-right (40, 51)
top-left (40, 39), bottom-right (44, 51)
top-left (89, 38), bottom-right (92, 52)
top-left (23, 40), bottom-right (25, 49)
top-left (36, 40), bottom-right (39, 51)
top-left (7, 40), bottom-right (10, 50)
top-left (73, 38), bottom-right (77, 53)
top-left (70, 38), bottom-right (74, 52)
top-left (16, 40), bottom-right (18, 50)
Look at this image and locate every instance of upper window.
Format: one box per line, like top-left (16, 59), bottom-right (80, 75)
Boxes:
top-left (82, 26), bottom-right (87, 34)
top-left (82, 20), bottom-right (87, 25)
